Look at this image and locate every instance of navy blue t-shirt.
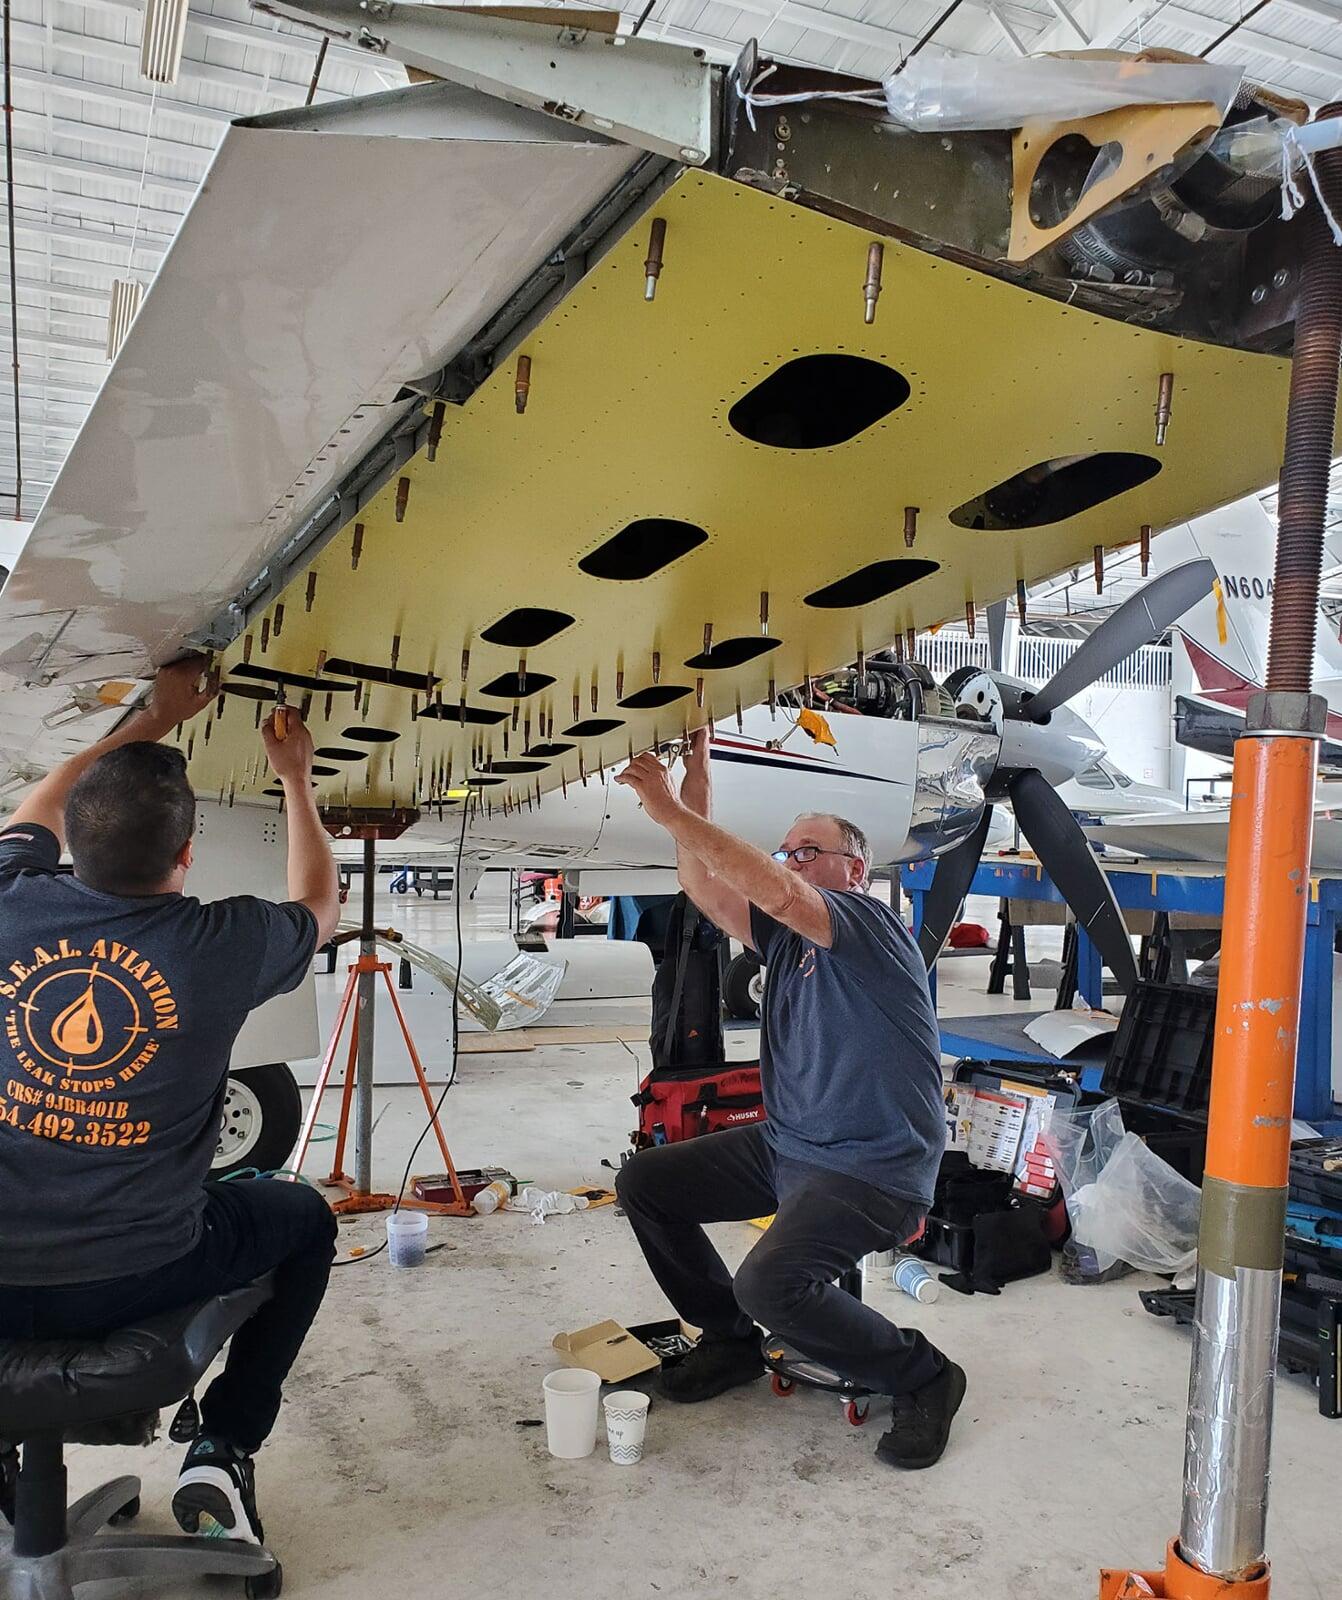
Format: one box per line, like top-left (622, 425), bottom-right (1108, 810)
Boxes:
top-left (749, 889), bottom-right (944, 1206)
top-left (0, 824), bottom-right (317, 1286)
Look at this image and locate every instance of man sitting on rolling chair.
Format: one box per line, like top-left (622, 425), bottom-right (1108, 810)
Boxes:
top-left (615, 730), bottom-right (965, 1469)
top-left (0, 661), bottom-right (341, 1543)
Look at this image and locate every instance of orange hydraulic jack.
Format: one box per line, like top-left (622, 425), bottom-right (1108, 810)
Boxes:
top-left (287, 949), bottom-right (471, 1215)
top-left (1100, 1541), bottom-right (1269, 1600)
top-left (1101, 101), bottom-right (1342, 1600)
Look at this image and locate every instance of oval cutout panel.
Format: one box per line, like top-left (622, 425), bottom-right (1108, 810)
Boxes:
top-left (949, 453), bottom-right (1161, 531)
top-left (729, 355), bottom-right (910, 449)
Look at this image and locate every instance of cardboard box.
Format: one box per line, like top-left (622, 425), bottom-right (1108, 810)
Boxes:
top-left (552, 1320), bottom-right (660, 1384)
top-left (551, 1317), bottom-right (700, 1382)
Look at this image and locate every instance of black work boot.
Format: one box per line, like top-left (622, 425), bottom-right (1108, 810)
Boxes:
top-left (0, 1446), bottom-right (17, 1526)
top-left (660, 1334), bottom-right (764, 1403)
top-left (876, 1359), bottom-right (966, 1470)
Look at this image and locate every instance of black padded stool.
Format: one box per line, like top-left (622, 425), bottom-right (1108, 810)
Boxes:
top-left (0, 1279), bottom-right (282, 1599)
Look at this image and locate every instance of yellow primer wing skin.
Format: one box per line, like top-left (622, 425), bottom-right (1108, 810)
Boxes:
top-left (183, 173), bottom-right (1295, 816)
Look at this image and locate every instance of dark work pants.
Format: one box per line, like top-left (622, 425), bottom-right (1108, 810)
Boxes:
top-left (615, 1125), bottom-right (944, 1397)
top-left (0, 1179), bottom-right (337, 1454)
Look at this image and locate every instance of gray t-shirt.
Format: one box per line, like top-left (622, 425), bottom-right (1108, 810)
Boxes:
top-left (0, 823), bottom-right (317, 1286)
top-left (749, 889), bottom-right (944, 1206)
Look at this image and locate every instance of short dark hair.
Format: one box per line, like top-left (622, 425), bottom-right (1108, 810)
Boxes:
top-left (65, 743), bottom-right (196, 894)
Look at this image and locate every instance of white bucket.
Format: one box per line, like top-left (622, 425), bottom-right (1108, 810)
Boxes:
top-left (542, 1368), bottom-right (601, 1459)
top-left (386, 1210), bottom-right (429, 1269)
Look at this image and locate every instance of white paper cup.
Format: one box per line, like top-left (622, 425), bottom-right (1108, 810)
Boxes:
top-left (602, 1389), bottom-right (651, 1466)
top-left (385, 1211), bottom-right (428, 1269)
top-left (542, 1369), bottom-right (601, 1459)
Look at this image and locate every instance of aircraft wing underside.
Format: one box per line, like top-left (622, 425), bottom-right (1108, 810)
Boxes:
top-left (0, 74), bottom-right (1316, 825)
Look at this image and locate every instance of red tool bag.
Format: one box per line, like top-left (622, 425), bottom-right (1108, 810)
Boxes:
top-left (632, 1063), bottom-right (766, 1147)
top-left (631, 893), bottom-right (767, 1146)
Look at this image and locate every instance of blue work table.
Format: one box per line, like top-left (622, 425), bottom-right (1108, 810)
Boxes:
top-left (903, 853), bottom-right (1342, 1124)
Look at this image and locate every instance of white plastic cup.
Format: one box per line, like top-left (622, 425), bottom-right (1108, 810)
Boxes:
top-left (602, 1389), bottom-right (651, 1466)
top-left (892, 1254), bottom-right (939, 1304)
top-left (386, 1210), bottom-right (428, 1269)
top-left (542, 1368), bottom-right (601, 1459)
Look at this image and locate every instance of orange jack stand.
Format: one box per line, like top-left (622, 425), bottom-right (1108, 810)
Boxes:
top-left (1100, 1541), bottom-right (1269, 1599)
top-left (288, 953), bottom-right (472, 1216)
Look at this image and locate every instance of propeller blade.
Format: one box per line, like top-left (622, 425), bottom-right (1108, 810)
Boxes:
top-left (1008, 768), bottom-right (1138, 993)
top-left (985, 598), bottom-right (1008, 674)
top-left (1025, 557), bottom-right (1216, 721)
top-left (915, 806), bottom-right (992, 970)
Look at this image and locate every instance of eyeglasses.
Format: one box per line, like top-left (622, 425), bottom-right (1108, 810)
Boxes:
top-left (770, 846), bottom-right (858, 865)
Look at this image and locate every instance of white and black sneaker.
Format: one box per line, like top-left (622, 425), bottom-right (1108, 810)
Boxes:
top-left (172, 1435), bottom-right (264, 1544)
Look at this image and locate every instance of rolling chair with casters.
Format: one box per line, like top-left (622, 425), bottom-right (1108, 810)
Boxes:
top-left (0, 1278), bottom-right (283, 1600)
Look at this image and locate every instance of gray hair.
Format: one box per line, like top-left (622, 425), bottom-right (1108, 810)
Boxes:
top-left (795, 813), bottom-right (872, 884)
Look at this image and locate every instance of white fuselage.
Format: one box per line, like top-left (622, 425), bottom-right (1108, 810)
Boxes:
top-left (370, 700), bottom-right (1175, 879)
top-left (454, 706), bottom-right (924, 871)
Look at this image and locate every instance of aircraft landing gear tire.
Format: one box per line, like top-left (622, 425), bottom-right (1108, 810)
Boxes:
top-left (214, 1063), bottom-right (302, 1179)
top-left (723, 953), bottom-right (764, 1021)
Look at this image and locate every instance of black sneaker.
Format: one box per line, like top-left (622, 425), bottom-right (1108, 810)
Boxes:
top-left (172, 1436), bottom-right (264, 1544)
top-left (876, 1360), bottom-right (966, 1470)
top-left (660, 1334), bottom-right (764, 1403)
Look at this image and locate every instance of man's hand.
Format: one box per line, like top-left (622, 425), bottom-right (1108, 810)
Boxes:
top-left (615, 751), bottom-right (683, 827)
top-left (145, 656), bottom-right (218, 732)
top-left (679, 728), bottom-right (712, 819)
top-left (262, 707), bottom-right (315, 787)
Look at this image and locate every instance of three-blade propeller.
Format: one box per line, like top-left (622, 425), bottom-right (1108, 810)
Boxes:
top-left (916, 559), bottom-right (1217, 994)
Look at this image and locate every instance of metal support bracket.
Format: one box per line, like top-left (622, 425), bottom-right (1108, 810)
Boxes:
top-left (253, 0), bottom-right (716, 163)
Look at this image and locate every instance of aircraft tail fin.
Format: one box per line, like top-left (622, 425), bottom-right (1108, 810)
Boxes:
top-left (1160, 499), bottom-right (1342, 699)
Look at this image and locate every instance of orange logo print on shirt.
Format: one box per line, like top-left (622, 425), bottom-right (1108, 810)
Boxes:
top-left (0, 937), bottom-right (180, 1151)
top-left (52, 974), bottom-right (106, 1057)
top-left (798, 946), bottom-right (817, 978)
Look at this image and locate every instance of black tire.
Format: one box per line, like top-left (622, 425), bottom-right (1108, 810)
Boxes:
top-left (723, 952), bottom-right (764, 1021)
top-left (109, 1494), bottom-right (141, 1526)
top-left (213, 1063), bottom-right (302, 1179)
top-left (246, 1562), bottom-right (283, 1598)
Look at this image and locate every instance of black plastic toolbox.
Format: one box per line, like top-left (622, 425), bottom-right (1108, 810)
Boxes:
top-left (1100, 981), bottom-right (1217, 1116)
top-left (915, 1062), bottom-right (1079, 1293)
top-left (1290, 1140), bottom-right (1342, 1213)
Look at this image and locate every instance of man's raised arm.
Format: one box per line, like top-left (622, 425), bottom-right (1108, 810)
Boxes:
top-left (617, 741), bottom-right (833, 950)
top-left (261, 709), bottom-right (341, 945)
top-left (671, 730), bottom-right (755, 949)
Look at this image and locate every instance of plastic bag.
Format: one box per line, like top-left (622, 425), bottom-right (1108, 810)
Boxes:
top-left (1045, 1097), bottom-right (1125, 1201)
top-left (350, 929), bottom-right (567, 1032)
top-left (882, 56), bottom-right (1243, 133)
top-left (1043, 1101), bottom-right (1201, 1284)
top-left (475, 952), bottom-right (567, 1032)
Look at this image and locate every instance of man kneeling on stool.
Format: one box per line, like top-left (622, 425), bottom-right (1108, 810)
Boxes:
top-left (614, 731), bottom-right (964, 1469)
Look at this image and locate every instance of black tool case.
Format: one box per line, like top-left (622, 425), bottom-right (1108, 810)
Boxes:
top-left (1094, 980), bottom-right (1214, 1183)
top-left (914, 1061), bottom-right (1080, 1294)
top-left (1290, 1140), bottom-right (1342, 1213)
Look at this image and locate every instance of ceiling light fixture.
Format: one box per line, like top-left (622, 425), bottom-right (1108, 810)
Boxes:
top-left (105, 279), bottom-right (145, 360)
top-left (139, 0), bottom-right (189, 85)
